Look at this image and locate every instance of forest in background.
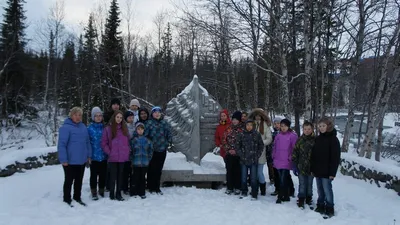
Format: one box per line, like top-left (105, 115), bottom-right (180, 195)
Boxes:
top-left (1, 0), bottom-right (400, 161)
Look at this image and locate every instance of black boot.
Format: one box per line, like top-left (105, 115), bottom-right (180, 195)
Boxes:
top-left (259, 183), bottom-right (266, 196)
top-left (276, 195), bottom-right (283, 204)
top-left (297, 197), bottom-right (305, 208)
top-left (325, 206), bottom-right (335, 218)
top-left (271, 190), bottom-right (279, 196)
top-left (91, 189), bottom-right (99, 201)
top-left (315, 204), bottom-right (325, 214)
top-left (306, 196), bottom-right (313, 205)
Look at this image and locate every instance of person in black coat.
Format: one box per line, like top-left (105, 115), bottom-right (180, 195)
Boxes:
top-left (310, 117), bottom-right (341, 218)
top-left (104, 98), bottom-right (122, 125)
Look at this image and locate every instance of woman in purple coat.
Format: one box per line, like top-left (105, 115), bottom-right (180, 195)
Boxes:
top-left (101, 111), bottom-right (130, 201)
top-left (273, 119), bottom-right (298, 204)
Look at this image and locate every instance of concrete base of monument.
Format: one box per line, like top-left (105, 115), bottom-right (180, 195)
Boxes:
top-left (161, 152), bottom-right (226, 189)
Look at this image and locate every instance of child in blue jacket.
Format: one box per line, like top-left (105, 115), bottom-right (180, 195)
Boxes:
top-left (130, 122), bottom-right (153, 199)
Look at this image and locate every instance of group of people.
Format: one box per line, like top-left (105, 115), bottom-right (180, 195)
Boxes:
top-left (57, 98), bottom-right (172, 206)
top-left (214, 109), bottom-right (341, 218)
top-left (57, 98), bottom-right (341, 218)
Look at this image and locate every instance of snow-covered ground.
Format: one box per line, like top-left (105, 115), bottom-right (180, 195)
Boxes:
top-left (0, 166), bottom-right (399, 225)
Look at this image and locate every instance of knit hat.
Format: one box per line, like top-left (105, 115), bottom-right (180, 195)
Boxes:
top-left (151, 106), bottom-right (162, 114)
top-left (110, 98), bottom-right (121, 106)
top-left (232, 111), bottom-right (242, 121)
top-left (135, 122), bottom-right (145, 129)
top-left (273, 117), bottom-right (283, 124)
top-left (124, 111), bottom-right (134, 121)
top-left (91, 107), bottom-right (103, 121)
top-left (280, 118), bottom-right (291, 127)
top-left (130, 99), bottom-right (140, 108)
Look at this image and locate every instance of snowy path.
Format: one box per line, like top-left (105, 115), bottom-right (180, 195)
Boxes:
top-left (0, 166), bottom-right (398, 225)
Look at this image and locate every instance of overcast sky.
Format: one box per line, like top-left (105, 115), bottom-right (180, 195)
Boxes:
top-left (0, 0), bottom-right (177, 51)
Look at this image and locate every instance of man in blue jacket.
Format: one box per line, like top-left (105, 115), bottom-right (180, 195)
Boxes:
top-left (58, 107), bottom-right (92, 206)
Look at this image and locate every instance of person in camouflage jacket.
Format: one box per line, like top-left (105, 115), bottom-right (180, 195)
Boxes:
top-left (292, 121), bottom-right (315, 208)
top-left (222, 111), bottom-right (243, 195)
top-left (236, 120), bottom-right (264, 199)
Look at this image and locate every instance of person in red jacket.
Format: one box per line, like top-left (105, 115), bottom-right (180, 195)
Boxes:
top-left (214, 109), bottom-right (231, 158)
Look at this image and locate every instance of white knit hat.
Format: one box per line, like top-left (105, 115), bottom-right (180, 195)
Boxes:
top-left (130, 99), bottom-right (140, 108)
top-left (91, 107), bottom-right (103, 121)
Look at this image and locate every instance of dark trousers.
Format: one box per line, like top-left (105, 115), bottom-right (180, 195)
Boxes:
top-left (274, 168), bottom-right (294, 194)
top-left (132, 166), bottom-right (148, 196)
top-left (63, 164), bottom-right (85, 202)
top-left (273, 167), bottom-right (280, 191)
top-left (241, 164), bottom-right (258, 196)
top-left (267, 162), bottom-right (275, 182)
top-left (122, 161), bottom-right (132, 192)
top-left (225, 155), bottom-right (241, 191)
top-left (90, 160), bottom-right (107, 190)
top-left (147, 151), bottom-right (167, 192)
top-left (108, 162), bottom-right (124, 198)
top-left (277, 169), bottom-right (290, 199)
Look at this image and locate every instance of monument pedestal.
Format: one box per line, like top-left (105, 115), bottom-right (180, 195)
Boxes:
top-left (161, 152), bottom-right (226, 188)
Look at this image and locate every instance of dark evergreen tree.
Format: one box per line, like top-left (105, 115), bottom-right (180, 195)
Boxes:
top-left (99, 0), bottom-right (123, 104)
top-left (59, 41), bottom-right (77, 111)
top-left (0, 0), bottom-right (27, 120)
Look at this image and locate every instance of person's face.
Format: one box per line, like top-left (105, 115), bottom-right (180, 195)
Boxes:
top-left (137, 127), bottom-right (144, 135)
top-left (241, 114), bottom-right (247, 122)
top-left (280, 124), bottom-right (289, 132)
top-left (112, 104), bottom-right (120, 111)
top-left (127, 116), bottom-right (134, 123)
top-left (94, 113), bottom-right (103, 123)
top-left (220, 113), bottom-right (227, 121)
top-left (153, 111), bottom-right (161, 119)
top-left (255, 115), bottom-right (261, 122)
top-left (274, 122), bottom-right (280, 130)
top-left (115, 113), bottom-right (123, 124)
top-left (303, 125), bottom-right (313, 136)
top-left (318, 123), bottom-right (328, 133)
top-left (140, 111), bottom-right (148, 120)
top-left (246, 123), bottom-right (254, 131)
top-left (232, 118), bottom-right (240, 125)
top-left (71, 113), bottom-right (82, 123)
top-left (130, 105), bottom-right (139, 111)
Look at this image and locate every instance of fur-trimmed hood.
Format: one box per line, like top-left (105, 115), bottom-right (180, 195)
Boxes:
top-left (248, 108), bottom-right (271, 126)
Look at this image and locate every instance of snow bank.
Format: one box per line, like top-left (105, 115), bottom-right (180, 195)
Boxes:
top-left (0, 146), bottom-right (57, 170)
top-left (341, 153), bottom-right (400, 175)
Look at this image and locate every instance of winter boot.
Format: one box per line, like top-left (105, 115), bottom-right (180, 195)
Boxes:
top-left (109, 192), bottom-right (115, 200)
top-left (315, 204), bottom-right (325, 214)
top-left (270, 190), bottom-right (279, 196)
top-left (116, 192), bottom-right (125, 201)
top-left (282, 196), bottom-right (291, 202)
top-left (91, 189), bottom-right (99, 201)
top-left (234, 189), bottom-right (241, 195)
top-left (325, 206), bottom-right (335, 218)
top-left (225, 189), bottom-right (234, 195)
top-left (306, 196), bottom-right (313, 205)
top-left (99, 188), bottom-right (105, 198)
top-left (276, 195), bottom-right (283, 204)
top-left (259, 183), bottom-right (266, 196)
top-left (297, 197), bottom-right (305, 208)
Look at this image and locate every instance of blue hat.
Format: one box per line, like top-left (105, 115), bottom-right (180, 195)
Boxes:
top-left (151, 106), bottom-right (162, 114)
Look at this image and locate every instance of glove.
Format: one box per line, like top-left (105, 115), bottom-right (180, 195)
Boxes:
top-left (293, 165), bottom-right (299, 176)
top-left (213, 147), bottom-right (220, 155)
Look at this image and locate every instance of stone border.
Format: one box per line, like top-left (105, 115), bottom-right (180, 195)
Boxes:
top-left (0, 152), bottom-right (59, 177)
top-left (340, 158), bottom-right (400, 193)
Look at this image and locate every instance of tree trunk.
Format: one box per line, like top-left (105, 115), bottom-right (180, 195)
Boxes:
top-left (232, 69), bottom-right (241, 110)
top-left (375, 118), bottom-right (383, 162)
top-left (303, 0), bottom-right (313, 121)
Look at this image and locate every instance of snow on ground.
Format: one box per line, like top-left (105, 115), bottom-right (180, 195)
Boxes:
top-left (342, 152), bottom-right (400, 175)
top-left (0, 166), bottom-right (399, 225)
top-left (163, 152), bottom-right (225, 175)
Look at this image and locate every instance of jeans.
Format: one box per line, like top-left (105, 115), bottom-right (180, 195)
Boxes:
top-left (277, 169), bottom-right (290, 198)
top-left (241, 164), bottom-right (258, 195)
top-left (257, 164), bottom-right (266, 184)
top-left (316, 177), bottom-right (334, 207)
top-left (298, 175), bottom-right (314, 198)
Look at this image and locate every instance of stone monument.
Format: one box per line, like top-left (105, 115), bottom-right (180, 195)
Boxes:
top-left (162, 75), bottom-right (225, 185)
